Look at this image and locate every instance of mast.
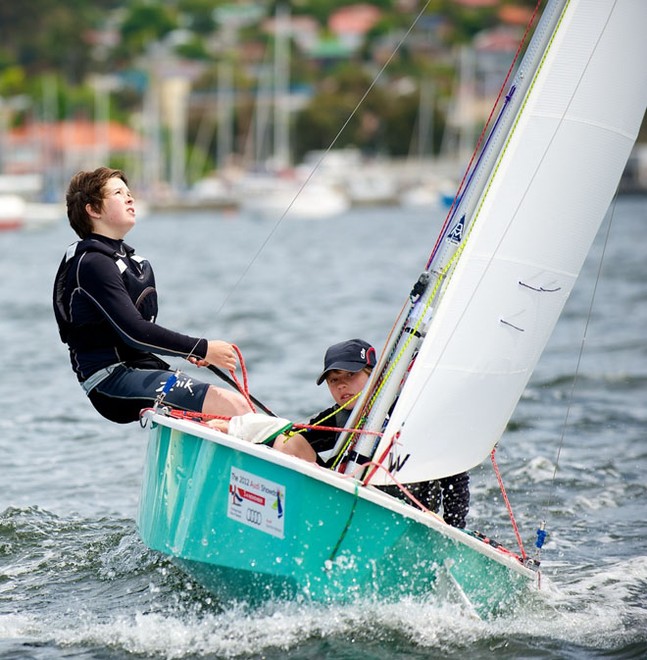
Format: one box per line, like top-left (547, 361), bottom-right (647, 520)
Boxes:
top-left (272, 3), bottom-right (291, 170)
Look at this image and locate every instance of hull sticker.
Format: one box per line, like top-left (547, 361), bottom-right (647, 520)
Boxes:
top-left (227, 466), bottom-right (285, 539)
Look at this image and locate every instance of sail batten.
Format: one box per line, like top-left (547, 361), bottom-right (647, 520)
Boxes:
top-left (368, 0), bottom-right (647, 485)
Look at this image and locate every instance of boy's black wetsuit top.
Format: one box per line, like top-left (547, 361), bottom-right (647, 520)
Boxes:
top-left (300, 405), bottom-right (470, 528)
top-left (53, 233), bottom-right (207, 383)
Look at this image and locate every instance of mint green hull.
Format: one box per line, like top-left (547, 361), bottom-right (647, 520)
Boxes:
top-left (137, 413), bottom-right (537, 617)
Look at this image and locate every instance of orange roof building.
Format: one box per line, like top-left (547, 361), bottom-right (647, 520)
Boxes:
top-left (328, 4), bottom-right (382, 37)
top-left (6, 119), bottom-right (144, 175)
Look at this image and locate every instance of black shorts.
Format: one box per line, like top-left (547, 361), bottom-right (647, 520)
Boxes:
top-left (88, 364), bottom-right (210, 424)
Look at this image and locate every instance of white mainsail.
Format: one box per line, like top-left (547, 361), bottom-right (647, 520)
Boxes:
top-left (368, 0), bottom-right (647, 485)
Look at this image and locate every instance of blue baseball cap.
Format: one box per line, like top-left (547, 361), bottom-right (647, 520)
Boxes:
top-left (316, 338), bottom-right (376, 385)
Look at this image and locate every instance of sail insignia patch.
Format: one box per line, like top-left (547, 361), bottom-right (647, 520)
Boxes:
top-left (446, 214), bottom-right (466, 244)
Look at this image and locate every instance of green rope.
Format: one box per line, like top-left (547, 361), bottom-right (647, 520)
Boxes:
top-left (326, 481), bottom-right (360, 564)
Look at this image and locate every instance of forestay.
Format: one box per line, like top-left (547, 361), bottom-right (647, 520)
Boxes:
top-left (369, 0), bottom-right (647, 485)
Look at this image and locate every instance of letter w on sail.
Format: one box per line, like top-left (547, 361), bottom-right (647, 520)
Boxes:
top-left (386, 452), bottom-right (410, 474)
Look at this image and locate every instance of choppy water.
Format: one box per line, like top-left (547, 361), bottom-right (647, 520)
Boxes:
top-left (1, 196), bottom-right (646, 659)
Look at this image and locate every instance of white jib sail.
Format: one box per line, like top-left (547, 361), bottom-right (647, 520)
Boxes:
top-left (369, 0), bottom-right (647, 485)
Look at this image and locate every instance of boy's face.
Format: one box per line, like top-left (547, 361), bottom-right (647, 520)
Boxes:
top-left (88, 176), bottom-right (136, 239)
top-left (325, 369), bottom-right (370, 409)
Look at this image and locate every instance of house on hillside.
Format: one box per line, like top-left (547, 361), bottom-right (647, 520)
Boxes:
top-left (298, 3), bottom-right (383, 66)
top-left (328, 3), bottom-right (383, 52)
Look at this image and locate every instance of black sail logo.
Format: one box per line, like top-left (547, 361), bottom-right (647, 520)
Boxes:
top-left (446, 214), bottom-right (466, 245)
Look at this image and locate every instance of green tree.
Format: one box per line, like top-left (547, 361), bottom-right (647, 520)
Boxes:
top-left (294, 66), bottom-right (391, 160)
top-left (177, 0), bottom-right (218, 35)
top-left (0, 0), bottom-right (119, 83)
top-left (118, 3), bottom-right (178, 59)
